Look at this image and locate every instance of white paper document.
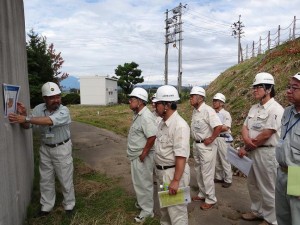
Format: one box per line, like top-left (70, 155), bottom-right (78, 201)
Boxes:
top-left (158, 186), bottom-right (191, 208)
top-left (227, 146), bottom-right (253, 176)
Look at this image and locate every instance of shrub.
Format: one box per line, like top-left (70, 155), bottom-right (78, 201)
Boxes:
top-left (62, 93), bottom-right (80, 105)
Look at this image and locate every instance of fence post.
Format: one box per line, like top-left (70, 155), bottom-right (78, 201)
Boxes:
top-left (246, 44), bottom-right (248, 60)
top-left (277, 25), bottom-right (280, 46)
top-left (258, 36), bottom-right (261, 54)
top-left (293, 16), bottom-right (296, 40)
top-left (252, 41), bottom-right (255, 58)
top-left (268, 31), bottom-right (270, 50)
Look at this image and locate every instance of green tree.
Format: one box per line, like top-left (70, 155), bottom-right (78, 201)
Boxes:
top-left (114, 62), bottom-right (144, 95)
top-left (26, 30), bottom-right (68, 107)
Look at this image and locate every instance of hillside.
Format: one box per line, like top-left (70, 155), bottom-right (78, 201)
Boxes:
top-left (205, 37), bottom-right (300, 144)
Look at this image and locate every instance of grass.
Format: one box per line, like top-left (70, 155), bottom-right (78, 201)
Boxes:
top-left (25, 132), bottom-right (160, 225)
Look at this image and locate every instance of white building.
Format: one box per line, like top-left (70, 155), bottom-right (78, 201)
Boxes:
top-left (80, 76), bottom-right (118, 105)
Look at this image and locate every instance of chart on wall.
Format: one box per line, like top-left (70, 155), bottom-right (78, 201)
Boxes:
top-left (3, 83), bottom-right (20, 117)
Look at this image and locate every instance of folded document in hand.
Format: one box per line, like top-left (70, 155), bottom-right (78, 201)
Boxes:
top-left (227, 146), bottom-right (253, 176)
top-left (158, 186), bottom-right (191, 208)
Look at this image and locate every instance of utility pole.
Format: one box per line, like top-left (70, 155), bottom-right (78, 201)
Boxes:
top-left (231, 15), bottom-right (244, 63)
top-left (164, 9), bottom-right (169, 85)
top-left (164, 3), bottom-right (185, 92)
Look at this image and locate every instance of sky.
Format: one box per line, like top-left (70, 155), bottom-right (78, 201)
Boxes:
top-left (23, 0), bottom-right (300, 87)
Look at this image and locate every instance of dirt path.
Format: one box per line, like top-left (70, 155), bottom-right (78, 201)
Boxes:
top-left (71, 121), bottom-right (259, 225)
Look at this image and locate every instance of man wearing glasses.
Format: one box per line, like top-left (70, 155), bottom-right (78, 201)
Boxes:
top-left (238, 72), bottom-right (284, 225)
top-left (153, 85), bottom-right (190, 225)
top-left (127, 87), bottom-right (157, 223)
top-left (275, 72), bottom-right (300, 225)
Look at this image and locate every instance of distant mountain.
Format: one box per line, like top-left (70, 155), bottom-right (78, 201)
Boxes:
top-left (60, 76), bottom-right (80, 91)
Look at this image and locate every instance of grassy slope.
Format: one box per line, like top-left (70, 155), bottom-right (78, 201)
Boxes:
top-left (26, 38), bottom-right (300, 225)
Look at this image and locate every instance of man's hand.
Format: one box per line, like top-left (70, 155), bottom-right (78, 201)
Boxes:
top-left (8, 113), bottom-right (25, 124)
top-left (168, 179), bottom-right (179, 195)
top-left (16, 102), bottom-right (27, 116)
top-left (238, 147), bottom-right (248, 158)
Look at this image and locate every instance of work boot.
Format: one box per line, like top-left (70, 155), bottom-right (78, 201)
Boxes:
top-left (241, 212), bottom-right (263, 221)
top-left (222, 182), bottom-right (232, 188)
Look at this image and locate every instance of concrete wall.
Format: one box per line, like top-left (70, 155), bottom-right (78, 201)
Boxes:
top-left (0, 0), bottom-right (34, 225)
top-left (80, 76), bottom-right (118, 105)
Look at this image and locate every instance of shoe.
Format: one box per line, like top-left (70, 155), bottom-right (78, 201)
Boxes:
top-left (65, 209), bottom-right (74, 215)
top-left (35, 210), bottom-right (50, 217)
top-left (214, 179), bottom-right (224, 183)
top-left (135, 201), bottom-right (142, 209)
top-left (222, 182), bottom-right (232, 188)
top-left (241, 212), bottom-right (263, 221)
top-left (258, 220), bottom-right (272, 225)
top-left (200, 202), bottom-right (216, 210)
top-left (134, 213), bottom-right (154, 223)
top-left (192, 196), bottom-right (205, 201)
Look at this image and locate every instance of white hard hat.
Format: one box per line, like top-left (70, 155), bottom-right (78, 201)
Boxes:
top-left (252, 72), bottom-right (274, 86)
top-left (213, 93), bottom-right (226, 103)
top-left (152, 85), bottom-right (180, 102)
top-left (190, 86), bottom-right (206, 97)
top-left (129, 87), bottom-right (148, 102)
top-left (41, 82), bottom-right (61, 96)
top-left (292, 72), bottom-right (300, 81)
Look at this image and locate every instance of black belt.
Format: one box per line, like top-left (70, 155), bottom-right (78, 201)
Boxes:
top-left (219, 134), bottom-right (229, 138)
top-left (156, 165), bottom-right (176, 170)
top-left (195, 140), bottom-right (204, 143)
top-left (44, 138), bottom-right (70, 148)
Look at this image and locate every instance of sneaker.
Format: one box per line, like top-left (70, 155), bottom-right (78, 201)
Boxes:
top-left (214, 179), bottom-right (224, 183)
top-left (222, 182), bottom-right (232, 188)
top-left (200, 202), bottom-right (216, 210)
top-left (65, 209), bottom-right (74, 215)
top-left (134, 213), bottom-right (154, 223)
top-left (242, 212), bottom-right (263, 221)
top-left (135, 201), bottom-right (142, 209)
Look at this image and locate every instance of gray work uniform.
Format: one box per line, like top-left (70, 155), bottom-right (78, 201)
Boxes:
top-left (155, 111), bottom-right (190, 225)
top-left (127, 106), bottom-right (157, 217)
top-left (191, 103), bottom-right (222, 204)
top-left (244, 98), bottom-right (283, 225)
top-left (275, 105), bottom-right (300, 225)
top-left (215, 108), bottom-right (233, 183)
top-left (32, 103), bottom-right (75, 212)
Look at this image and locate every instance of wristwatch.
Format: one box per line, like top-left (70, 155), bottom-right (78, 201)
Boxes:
top-left (25, 116), bottom-right (31, 123)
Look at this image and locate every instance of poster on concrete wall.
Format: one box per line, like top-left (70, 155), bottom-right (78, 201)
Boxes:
top-left (3, 83), bottom-right (20, 117)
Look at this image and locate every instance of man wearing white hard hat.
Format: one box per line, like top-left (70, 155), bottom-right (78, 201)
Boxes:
top-left (151, 93), bottom-right (162, 125)
top-left (238, 72), bottom-right (283, 225)
top-left (153, 85), bottom-right (190, 225)
top-left (275, 72), bottom-right (300, 225)
top-left (8, 82), bottom-right (75, 216)
top-left (189, 86), bottom-right (222, 210)
top-left (127, 87), bottom-right (157, 223)
top-left (212, 93), bottom-right (233, 188)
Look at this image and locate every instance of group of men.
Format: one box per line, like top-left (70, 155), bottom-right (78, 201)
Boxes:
top-left (127, 71), bottom-right (300, 225)
top-left (127, 83), bottom-right (233, 224)
top-left (7, 71), bottom-right (300, 225)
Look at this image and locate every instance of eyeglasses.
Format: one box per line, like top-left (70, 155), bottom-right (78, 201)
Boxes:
top-left (287, 85), bottom-right (300, 92)
top-left (252, 85), bottom-right (264, 90)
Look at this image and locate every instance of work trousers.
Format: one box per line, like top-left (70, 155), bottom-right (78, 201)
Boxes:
top-left (275, 167), bottom-right (300, 225)
top-left (193, 142), bottom-right (217, 204)
top-left (156, 164), bottom-right (190, 225)
top-left (247, 147), bottom-right (277, 224)
top-left (215, 137), bottom-right (233, 183)
top-left (131, 151), bottom-right (154, 217)
top-left (40, 140), bottom-right (75, 211)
